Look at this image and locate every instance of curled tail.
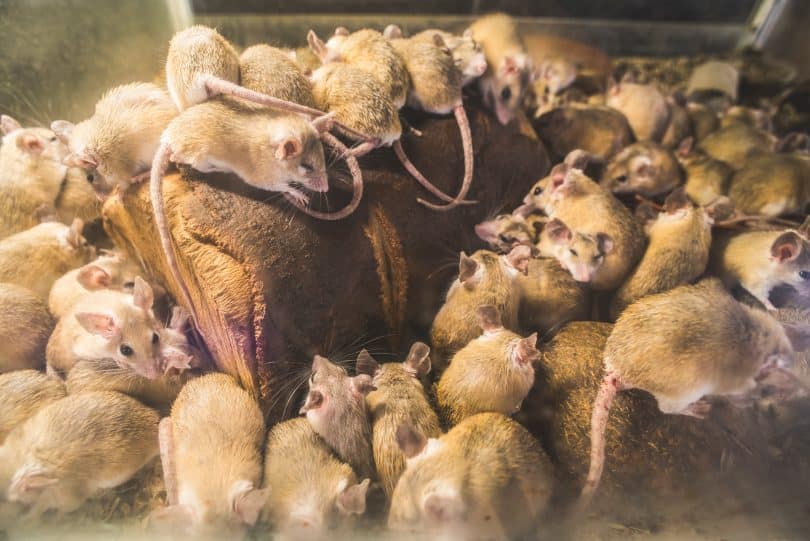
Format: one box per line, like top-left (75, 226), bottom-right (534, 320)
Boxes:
top-left (580, 371), bottom-right (621, 508)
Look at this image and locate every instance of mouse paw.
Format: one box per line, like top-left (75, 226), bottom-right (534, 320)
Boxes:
top-left (286, 188), bottom-right (310, 207)
top-left (130, 170), bottom-right (151, 184)
top-left (682, 399), bottom-right (712, 419)
top-left (162, 353), bottom-right (192, 375)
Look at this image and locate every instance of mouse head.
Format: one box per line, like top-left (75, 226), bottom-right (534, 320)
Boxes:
top-left (1, 115), bottom-right (69, 167)
top-left (308, 29), bottom-right (345, 63)
top-left (74, 277), bottom-right (162, 379)
top-left (602, 143), bottom-right (674, 197)
top-left (300, 355), bottom-right (375, 427)
top-left (533, 58), bottom-right (578, 101)
top-left (51, 119), bottom-right (114, 196)
top-left (451, 30), bottom-right (486, 85)
top-left (484, 53), bottom-right (532, 125)
top-left (770, 230), bottom-right (810, 297)
top-left (382, 24), bottom-right (403, 40)
top-left (356, 342), bottom-right (432, 386)
top-left (539, 218), bottom-right (613, 283)
top-left (76, 253), bottom-right (143, 294)
top-left (523, 161), bottom-right (593, 212)
top-left (474, 214), bottom-right (535, 253)
top-left (253, 115), bottom-right (328, 195)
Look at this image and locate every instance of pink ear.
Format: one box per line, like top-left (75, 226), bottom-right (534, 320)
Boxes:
top-left (355, 349), bottom-right (379, 377)
top-left (132, 276), bottom-right (154, 311)
top-left (396, 424), bottom-right (427, 459)
top-left (8, 471), bottom-right (58, 499)
top-left (549, 164), bottom-right (568, 190)
top-left (63, 153), bottom-right (98, 169)
top-left (514, 333), bottom-right (540, 365)
top-left (334, 26), bottom-right (350, 37)
top-left (403, 342), bottom-right (431, 378)
top-left (275, 137), bottom-right (302, 161)
top-left (383, 24), bottom-right (402, 39)
top-left (337, 478), bottom-right (369, 516)
top-left (307, 29), bottom-right (328, 59)
top-left (476, 304), bottom-right (502, 332)
top-left (231, 483), bottom-right (270, 526)
top-left (597, 233), bottom-right (615, 255)
top-left (677, 136), bottom-right (694, 158)
top-left (351, 374), bottom-right (376, 395)
top-left (500, 56), bottom-right (518, 76)
top-left (0, 114), bottom-right (22, 135)
top-left (75, 312), bottom-right (119, 339)
top-left (424, 492), bottom-right (465, 523)
top-left (771, 232), bottom-right (801, 263)
top-left (50, 120), bottom-right (74, 142)
top-left (505, 244), bottom-right (531, 275)
top-left (17, 134), bottom-right (45, 155)
top-left (546, 218), bottom-right (572, 244)
top-left (663, 187), bottom-right (690, 213)
top-left (77, 265), bottom-right (112, 289)
top-left (458, 252), bottom-right (479, 283)
top-left (299, 389), bottom-right (324, 414)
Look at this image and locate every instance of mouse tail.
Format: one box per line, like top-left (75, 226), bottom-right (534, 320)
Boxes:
top-left (201, 75), bottom-right (327, 118)
top-left (579, 370), bottom-right (621, 509)
top-left (158, 417), bottom-right (178, 506)
top-left (393, 138), bottom-right (476, 209)
top-left (283, 131), bottom-right (364, 220)
top-left (414, 105), bottom-right (477, 211)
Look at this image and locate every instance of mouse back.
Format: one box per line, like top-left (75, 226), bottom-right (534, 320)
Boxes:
top-left (239, 44), bottom-right (317, 108)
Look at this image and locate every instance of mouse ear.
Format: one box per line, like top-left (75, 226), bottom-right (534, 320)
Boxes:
top-left (66, 218), bottom-right (84, 249)
top-left (230, 480), bottom-right (270, 526)
top-left (16, 133), bottom-right (45, 155)
top-left (403, 342), bottom-right (431, 378)
top-left (77, 265), bottom-right (112, 290)
top-left (797, 216), bottom-right (810, 240)
top-left (499, 55), bottom-right (519, 76)
top-left (635, 202), bottom-right (660, 225)
top-left (63, 152), bottom-right (97, 170)
top-left (307, 29), bottom-right (328, 60)
top-left (677, 136), bottom-right (694, 158)
top-left (383, 24), bottom-right (402, 40)
top-left (704, 195), bottom-right (736, 222)
top-left (505, 244), bottom-right (531, 275)
top-left (783, 322), bottom-right (810, 353)
top-left (423, 490), bottom-right (465, 523)
top-left (299, 389), bottom-right (323, 414)
top-left (513, 333), bottom-right (540, 366)
top-left (458, 252), bottom-right (479, 284)
top-left (596, 232), bottom-right (615, 255)
top-left (132, 276), bottom-right (154, 311)
top-left (334, 26), bottom-right (350, 37)
top-left (0, 114), bottom-right (22, 135)
top-left (355, 349), bottom-right (379, 377)
top-left (564, 149), bottom-right (598, 171)
top-left (545, 218), bottom-right (572, 245)
top-left (476, 304), bottom-right (502, 332)
top-left (549, 163), bottom-right (569, 191)
top-left (350, 374), bottom-right (376, 396)
top-left (169, 305), bottom-right (191, 332)
top-left (336, 478), bottom-right (369, 516)
top-left (50, 119), bottom-right (74, 143)
top-left (7, 469), bottom-right (58, 501)
top-left (396, 424), bottom-right (427, 459)
top-left (75, 312), bottom-right (120, 339)
top-left (771, 232), bottom-right (802, 263)
top-left (275, 137), bottom-right (302, 161)
top-left (512, 203), bottom-right (535, 219)
top-left (431, 32), bottom-right (447, 49)
top-left (663, 187), bottom-right (690, 213)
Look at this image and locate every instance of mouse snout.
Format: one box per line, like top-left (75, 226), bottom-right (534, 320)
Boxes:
top-left (308, 177), bottom-right (329, 193)
top-left (471, 58), bottom-right (487, 76)
top-left (569, 263), bottom-right (593, 283)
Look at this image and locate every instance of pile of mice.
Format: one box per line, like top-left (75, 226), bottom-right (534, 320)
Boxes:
top-left (0, 10), bottom-right (809, 540)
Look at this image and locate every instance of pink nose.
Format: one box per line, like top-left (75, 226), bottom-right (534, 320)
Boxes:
top-left (473, 61), bottom-right (487, 75)
top-left (310, 178), bottom-right (329, 193)
top-left (474, 223), bottom-right (494, 240)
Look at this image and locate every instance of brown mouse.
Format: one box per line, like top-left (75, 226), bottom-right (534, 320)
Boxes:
top-left (46, 277), bottom-right (163, 379)
top-left (686, 102), bottom-right (719, 142)
top-left (605, 75), bottom-right (671, 142)
top-left (354, 343), bottom-right (440, 498)
top-left (610, 188), bottom-right (713, 319)
top-left (409, 27), bottom-right (487, 86)
top-left (48, 252), bottom-right (144, 319)
top-left (475, 212), bottom-right (543, 253)
top-left (262, 417), bottom-right (370, 538)
top-left (51, 82), bottom-right (178, 196)
top-left (660, 92), bottom-right (691, 149)
top-left (467, 13), bottom-right (534, 126)
top-left (437, 305), bottom-right (539, 426)
top-left (389, 412), bottom-right (553, 540)
top-left (535, 217), bottom-right (614, 284)
top-left (51, 164), bottom-right (101, 226)
top-left (529, 57), bottom-right (580, 117)
top-left (727, 150), bottom-right (810, 217)
top-left (581, 279), bottom-right (798, 505)
top-left (524, 161), bottom-right (646, 290)
top-left (0, 283), bottom-right (53, 373)
top-left (430, 246), bottom-right (531, 372)
top-left (601, 141), bottom-right (684, 199)
top-left (534, 103), bottom-right (634, 162)
top-left (698, 122), bottom-right (777, 168)
top-left (0, 219), bottom-right (95, 300)
top-left (0, 391), bottom-right (158, 518)
top-left (0, 370), bottom-right (65, 444)
top-left (153, 373), bottom-right (268, 536)
top-left (676, 136), bottom-right (733, 206)
top-left (709, 219), bottom-right (810, 309)
top-left (299, 354), bottom-right (376, 480)
top-left (516, 256), bottom-right (592, 335)
top-left (239, 43), bottom-right (318, 109)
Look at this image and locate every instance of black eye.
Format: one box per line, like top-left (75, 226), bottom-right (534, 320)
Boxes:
top-left (594, 255), bottom-right (603, 262)
top-left (569, 249), bottom-right (578, 257)
top-left (50, 136), bottom-right (57, 142)
top-left (122, 281), bottom-right (135, 289)
top-left (800, 270), bottom-right (810, 280)
top-left (86, 171), bottom-right (95, 183)
top-left (500, 87), bottom-right (512, 102)
top-left (152, 333), bottom-right (159, 344)
top-left (302, 163), bottom-right (314, 173)
top-left (615, 175), bottom-right (628, 184)
top-left (533, 186), bottom-right (542, 196)
top-left (120, 344), bottom-right (133, 356)
top-left (499, 234), bottom-right (511, 243)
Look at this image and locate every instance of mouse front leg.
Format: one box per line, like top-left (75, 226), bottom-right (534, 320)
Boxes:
top-left (680, 399), bottom-right (712, 419)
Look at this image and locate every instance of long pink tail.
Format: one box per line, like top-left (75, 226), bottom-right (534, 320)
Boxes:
top-left (580, 371), bottom-right (620, 508)
top-left (158, 417), bottom-right (177, 505)
top-left (416, 105), bottom-right (476, 211)
top-left (284, 132), bottom-right (364, 220)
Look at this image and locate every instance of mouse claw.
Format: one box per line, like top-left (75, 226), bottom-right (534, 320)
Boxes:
top-left (162, 353), bottom-right (192, 375)
top-left (682, 399), bottom-right (712, 419)
top-left (285, 188), bottom-right (310, 207)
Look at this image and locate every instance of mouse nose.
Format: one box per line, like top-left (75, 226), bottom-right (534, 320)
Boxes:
top-left (309, 177), bottom-right (329, 193)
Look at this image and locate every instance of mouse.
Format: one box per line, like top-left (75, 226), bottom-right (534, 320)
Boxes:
top-left (299, 354), bottom-right (376, 481)
top-left (698, 122), bottom-right (777, 168)
top-left (523, 160), bottom-right (645, 290)
top-left (430, 245), bottom-right (531, 373)
top-left (517, 256), bottom-right (592, 336)
top-left (535, 217), bottom-right (614, 284)
top-left (46, 277), bottom-right (163, 379)
top-left (720, 105), bottom-right (773, 132)
top-left (409, 27), bottom-right (487, 86)
top-left (601, 141), bottom-right (684, 199)
top-left (605, 74), bottom-right (671, 142)
top-left (48, 252), bottom-right (144, 319)
top-left (580, 279), bottom-right (799, 505)
top-left (389, 412), bottom-right (553, 541)
top-left (709, 219), bottom-right (810, 310)
top-left (0, 219), bottom-right (95, 300)
top-left (660, 92), bottom-right (691, 149)
top-left (675, 136), bottom-right (734, 206)
top-left (158, 305), bottom-right (207, 374)
top-left (239, 43), bottom-right (318, 109)
top-left (727, 149), bottom-right (810, 217)
top-left (51, 82), bottom-right (178, 197)
top-left (686, 102), bottom-right (719, 142)
top-left (534, 103), bottom-right (634, 162)
top-left (0, 370), bottom-right (65, 444)
top-left (610, 188), bottom-right (713, 319)
top-left (0, 390), bottom-right (158, 519)
top-left (475, 212), bottom-right (544, 253)
top-left (0, 115), bottom-right (71, 239)
top-left (354, 342), bottom-right (440, 498)
top-left (262, 417), bottom-right (370, 538)
top-left (530, 57), bottom-right (580, 117)
top-left (0, 283), bottom-right (53, 373)
top-left (466, 13), bottom-right (534, 126)
top-left (153, 373), bottom-right (268, 537)
top-left (436, 305), bottom-right (539, 426)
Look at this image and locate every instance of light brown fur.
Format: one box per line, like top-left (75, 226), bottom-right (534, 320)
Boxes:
top-left (686, 102), bottom-right (719, 141)
top-left (698, 122), bottom-right (777, 168)
top-left (606, 81), bottom-right (670, 142)
top-left (516, 257), bottom-right (591, 334)
top-left (677, 146), bottom-right (733, 205)
top-left (0, 370), bottom-right (65, 444)
top-left (534, 104), bottom-right (634, 161)
top-left (411, 29), bottom-right (486, 86)
top-left (601, 142), bottom-right (683, 198)
top-left (239, 44), bottom-right (317, 109)
top-left (727, 151), bottom-right (810, 216)
top-left (0, 283), bottom-right (54, 372)
top-left (390, 37), bottom-right (462, 114)
top-left (52, 166), bottom-right (101, 225)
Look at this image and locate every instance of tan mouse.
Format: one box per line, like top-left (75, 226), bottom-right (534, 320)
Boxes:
top-left (535, 217), bottom-right (614, 284)
top-left (0, 391), bottom-right (158, 518)
top-left (534, 103), bottom-right (634, 162)
top-left (0, 219), bottom-right (95, 300)
top-left (299, 354), bottom-right (376, 480)
top-left (676, 136), bottom-right (733, 206)
top-left (46, 277), bottom-right (163, 378)
top-left (475, 211), bottom-right (545, 253)
top-left (430, 245), bottom-right (531, 372)
top-left (437, 305), bottom-right (539, 426)
top-left (686, 102), bottom-right (720, 142)
top-left (610, 188), bottom-right (713, 319)
top-left (0, 283), bottom-right (53, 373)
top-left (581, 279), bottom-right (799, 505)
top-left (727, 149), bottom-right (810, 217)
top-left (467, 13), bottom-right (534, 126)
top-left (389, 412), bottom-right (553, 540)
top-left (51, 82), bottom-right (178, 197)
top-left (0, 370), bottom-right (65, 444)
top-left (153, 373), bottom-right (268, 537)
top-left (605, 74), bottom-right (671, 142)
top-left (354, 342), bottom-right (440, 498)
top-left (601, 141), bottom-right (684, 199)
top-left (698, 122), bottom-right (777, 168)
top-left (409, 27), bottom-right (487, 86)
top-left (262, 417), bottom-right (370, 538)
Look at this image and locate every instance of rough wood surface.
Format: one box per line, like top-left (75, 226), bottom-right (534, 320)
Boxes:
top-left (103, 103), bottom-right (549, 421)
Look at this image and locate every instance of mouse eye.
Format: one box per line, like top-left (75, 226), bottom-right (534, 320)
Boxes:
top-left (800, 270), bottom-right (810, 280)
top-left (533, 186), bottom-right (543, 196)
top-left (615, 175), bottom-right (628, 184)
top-left (498, 234), bottom-right (512, 244)
top-left (122, 281), bottom-right (135, 289)
top-left (309, 371), bottom-right (316, 384)
top-left (500, 86), bottom-right (512, 103)
top-left (50, 136), bottom-right (57, 142)
top-left (594, 254), bottom-right (604, 262)
top-left (152, 332), bottom-right (159, 345)
top-left (569, 249), bottom-right (578, 257)
top-left (120, 344), bottom-right (134, 357)
top-left (86, 171), bottom-right (96, 184)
